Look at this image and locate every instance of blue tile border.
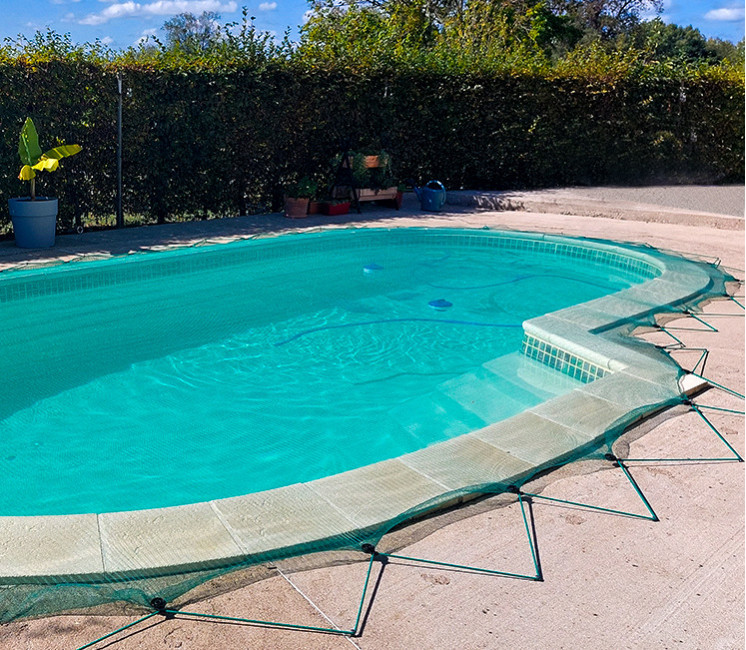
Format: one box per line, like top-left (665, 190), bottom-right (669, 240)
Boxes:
top-left (0, 228), bottom-right (662, 304)
top-left (521, 333), bottom-right (608, 383)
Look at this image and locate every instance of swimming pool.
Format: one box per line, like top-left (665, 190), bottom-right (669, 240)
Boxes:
top-left (0, 225), bottom-right (732, 624)
top-left (1, 228), bottom-right (650, 516)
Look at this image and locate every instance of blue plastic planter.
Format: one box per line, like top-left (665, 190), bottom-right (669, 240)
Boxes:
top-left (8, 198), bottom-right (58, 248)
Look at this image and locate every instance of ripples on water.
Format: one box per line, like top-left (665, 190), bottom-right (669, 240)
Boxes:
top-left (0, 240), bottom-right (635, 514)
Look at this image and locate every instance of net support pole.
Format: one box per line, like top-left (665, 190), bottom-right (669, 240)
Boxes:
top-left (75, 611), bottom-right (160, 650)
top-left (685, 312), bottom-right (718, 332)
top-left (522, 455), bottom-right (658, 522)
top-left (73, 558), bottom-right (378, 650)
top-left (691, 404), bottom-right (744, 462)
top-left (694, 404), bottom-right (745, 415)
top-left (373, 493), bottom-right (542, 582)
top-left (690, 373), bottom-right (745, 400)
top-left (657, 325), bottom-right (686, 348)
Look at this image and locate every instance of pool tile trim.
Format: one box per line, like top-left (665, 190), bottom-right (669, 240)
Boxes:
top-left (0, 228), bottom-right (661, 304)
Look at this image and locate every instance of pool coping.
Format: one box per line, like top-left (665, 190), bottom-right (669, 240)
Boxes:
top-left (0, 228), bottom-right (725, 584)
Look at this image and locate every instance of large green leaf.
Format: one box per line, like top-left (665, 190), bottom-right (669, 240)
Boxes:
top-left (18, 118), bottom-right (42, 166)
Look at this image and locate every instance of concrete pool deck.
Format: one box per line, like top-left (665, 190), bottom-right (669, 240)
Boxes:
top-left (1, 185), bottom-right (743, 649)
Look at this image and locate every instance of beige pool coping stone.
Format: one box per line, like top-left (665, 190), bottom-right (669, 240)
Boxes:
top-left (0, 204), bottom-right (735, 585)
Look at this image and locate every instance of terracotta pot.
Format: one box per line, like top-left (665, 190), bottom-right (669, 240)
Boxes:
top-left (308, 201), bottom-right (322, 215)
top-left (345, 155), bottom-right (380, 169)
top-left (283, 196), bottom-right (310, 219)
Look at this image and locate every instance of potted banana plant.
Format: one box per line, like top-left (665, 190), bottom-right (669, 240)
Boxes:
top-left (9, 118), bottom-right (81, 248)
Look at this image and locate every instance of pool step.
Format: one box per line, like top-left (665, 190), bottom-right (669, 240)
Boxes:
top-left (436, 366), bottom-right (530, 423)
top-left (481, 352), bottom-right (582, 401)
top-left (388, 352), bottom-right (583, 443)
top-left (388, 391), bottom-right (487, 443)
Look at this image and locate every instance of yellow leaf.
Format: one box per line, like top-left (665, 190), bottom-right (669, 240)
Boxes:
top-left (19, 165), bottom-right (35, 181)
top-left (31, 157), bottom-right (60, 173)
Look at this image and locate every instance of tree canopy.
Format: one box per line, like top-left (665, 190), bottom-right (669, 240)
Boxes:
top-left (293, 0), bottom-right (744, 69)
top-left (161, 11), bottom-right (223, 53)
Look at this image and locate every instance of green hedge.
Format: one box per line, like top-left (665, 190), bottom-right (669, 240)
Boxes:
top-left (0, 58), bottom-right (742, 231)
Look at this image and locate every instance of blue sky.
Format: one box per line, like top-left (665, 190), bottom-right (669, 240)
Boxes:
top-left (1, 0), bottom-right (744, 52)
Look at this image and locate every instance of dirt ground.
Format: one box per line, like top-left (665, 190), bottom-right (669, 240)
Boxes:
top-left (2, 188), bottom-right (744, 650)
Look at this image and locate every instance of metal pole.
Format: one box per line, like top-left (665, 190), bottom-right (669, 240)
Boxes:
top-left (116, 71), bottom-right (123, 228)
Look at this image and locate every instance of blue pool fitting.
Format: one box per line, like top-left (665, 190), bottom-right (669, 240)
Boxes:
top-left (428, 298), bottom-right (453, 310)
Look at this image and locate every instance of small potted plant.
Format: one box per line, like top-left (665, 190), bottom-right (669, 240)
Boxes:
top-left (308, 199), bottom-right (322, 215)
top-left (322, 199), bottom-right (351, 216)
top-left (9, 117), bottom-right (81, 248)
top-left (346, 150), bottom-right (397, 203)
top-left (283, 176), bottom-right (318, 219)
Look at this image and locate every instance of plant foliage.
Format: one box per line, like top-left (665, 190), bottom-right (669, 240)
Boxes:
top-left (0, 8), bottom-right (742, 232)
top-left (17, 118), bottom-right (81, 200)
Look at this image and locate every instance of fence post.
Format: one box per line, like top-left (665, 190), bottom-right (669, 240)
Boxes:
top-left (116, 71), bottom-right (123, 228)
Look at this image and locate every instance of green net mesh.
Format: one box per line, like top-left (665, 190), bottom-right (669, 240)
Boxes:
top-left (0, 227), bottom-right (738, 625)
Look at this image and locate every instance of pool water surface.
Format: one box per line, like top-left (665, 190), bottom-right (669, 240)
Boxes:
top-left (0, 230), bottom-right (648, 515)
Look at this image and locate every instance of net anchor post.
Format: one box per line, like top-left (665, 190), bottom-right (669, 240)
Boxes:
top-left (521, 454), bottom-right (658, 522)
top-left (375, 487), bottom-right (542, 583)
top-left (150, 597), bottom-right (175, 619)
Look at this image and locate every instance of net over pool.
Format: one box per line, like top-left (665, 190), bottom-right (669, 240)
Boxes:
top-left (0, 227), bottom-right (736, 625)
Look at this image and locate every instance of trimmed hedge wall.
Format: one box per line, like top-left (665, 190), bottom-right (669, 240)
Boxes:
top-left (0, 59), bottom-right (742, 231)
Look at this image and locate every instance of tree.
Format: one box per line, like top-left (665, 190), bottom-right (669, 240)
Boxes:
top-left (162, 11), bottom-right (223, 53)
top-left (300, 0), bottom-right (665, 63)
top-left (546, 0), bottom-right (663, 39)
top-left (705, 36), bottom-right (745, 63)
top-left (628, 18), bottom-right (742, 63)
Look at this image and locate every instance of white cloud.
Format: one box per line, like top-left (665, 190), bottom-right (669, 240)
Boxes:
top-left (704, 6), bottom-right (745, 21)
top-left (79, 0), bottom-right (237, 25)
top-left (101, 36), bottom-right (114, 44)
top-left (258, 1), bottom-right (276, 9)
top-left (134, 27), bottom-right (158, 45)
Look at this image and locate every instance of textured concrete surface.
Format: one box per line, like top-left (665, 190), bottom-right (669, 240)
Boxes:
top-left (447, 184), bottom-right (745, 226)
top-left (565, 184), bottom-right (744, 217)
top-left (211, 483), bottom-right (358, 556)
top-left (1, 187), bottom-right (743, 650)
top-left (98, 503), bottom-right (244, 576)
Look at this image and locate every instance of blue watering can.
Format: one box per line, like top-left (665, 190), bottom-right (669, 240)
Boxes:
top-left (413, 180), bottom-right (446, 212)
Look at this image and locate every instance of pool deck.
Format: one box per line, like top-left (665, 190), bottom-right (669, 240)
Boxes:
top-left (1, 185), bottom-right (743, 650)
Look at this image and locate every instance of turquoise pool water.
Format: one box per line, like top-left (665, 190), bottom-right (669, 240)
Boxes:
top-left (0, 229), bottom-right (648, 515)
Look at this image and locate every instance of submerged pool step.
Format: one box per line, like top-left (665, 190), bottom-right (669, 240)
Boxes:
top-left (481, 352), bottom-right (582, 401)
top-left (387, 390), bottom-right (487, 442)
top-left (436, 367), bottom-right (531, 424)
top-left (388, 353), bottom-right (576, 444)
